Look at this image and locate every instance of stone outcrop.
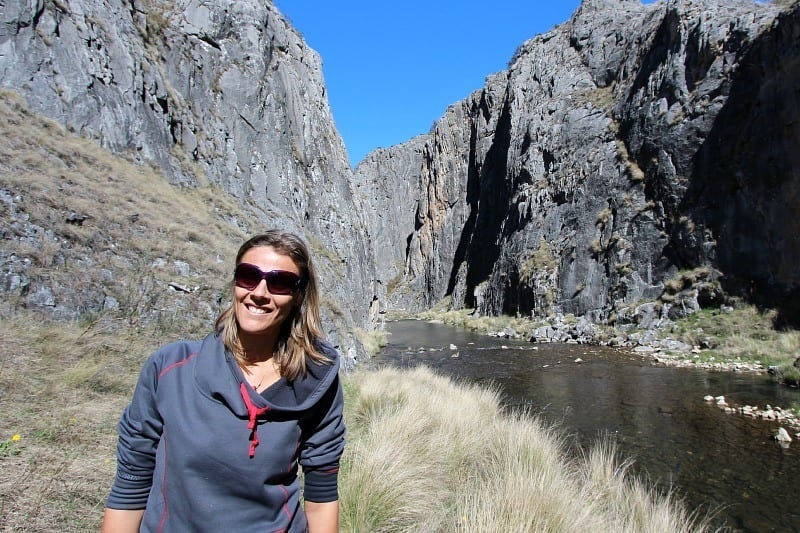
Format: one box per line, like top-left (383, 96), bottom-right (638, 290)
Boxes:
top-left (358, 0), bottom-right (800, 326)
top-left (0, 0), bottom-right (376, 357)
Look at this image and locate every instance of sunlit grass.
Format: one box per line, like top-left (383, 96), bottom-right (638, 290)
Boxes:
top-left (340, 366), bottom-right (711, 532)
top-left (0, 88), bottom-right (260, 330)
top-left (419, 305), bottom-right (533, 336)
top-left (671, 306), bottom-right (800, 373)
top-left (353, 327), bottom-right (389, 356)
top-left (0, 313), bottom-right (155, 531)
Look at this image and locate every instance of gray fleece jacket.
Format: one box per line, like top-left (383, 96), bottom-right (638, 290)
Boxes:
top-left (106, 332), bottom-right (345, 532)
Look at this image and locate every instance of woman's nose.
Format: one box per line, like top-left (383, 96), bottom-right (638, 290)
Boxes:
top-left (250, 279), bottom-right (271, 297)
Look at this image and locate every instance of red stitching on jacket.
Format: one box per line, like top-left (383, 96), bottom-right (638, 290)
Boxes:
top-left (157, 352), bottom-right (199, 380)
top-left (279, 484), bottom-right (292, 522)
top-left (157, 430), bottom-right (169, 533)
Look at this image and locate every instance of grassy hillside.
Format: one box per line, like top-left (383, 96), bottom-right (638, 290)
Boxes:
top-left (0, 89), bottom-right (262, 333)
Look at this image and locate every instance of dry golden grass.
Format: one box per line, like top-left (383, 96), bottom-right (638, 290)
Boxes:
top-left (340, 366), bottom-right (711, 533)
top-left (0, 314), bottom-right (156, 531)
top-left (353, 327), bottom-right (389, 356)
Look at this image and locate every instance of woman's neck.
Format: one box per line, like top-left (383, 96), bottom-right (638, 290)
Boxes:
top-left (238, 333), bottom-right (277, 364)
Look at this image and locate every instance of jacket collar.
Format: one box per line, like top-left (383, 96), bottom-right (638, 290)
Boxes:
top-left (192, 332), bottom-right (340, 416)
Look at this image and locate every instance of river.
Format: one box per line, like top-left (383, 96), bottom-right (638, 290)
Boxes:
top-left (373, 319), bottom-right (800, 532)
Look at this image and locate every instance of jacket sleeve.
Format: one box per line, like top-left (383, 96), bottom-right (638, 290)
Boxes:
top-left (106, 352), bottom-right (164, 509)
top-left (299, 374), bottom-right (346, 503)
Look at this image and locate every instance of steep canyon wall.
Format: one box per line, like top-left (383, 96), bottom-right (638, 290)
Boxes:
top-left (3, 0), bottom-right (799, 343)
top-left (0, 0), bottom-right (376, 356)
top-left (358, 0), bottom-right (800, 325)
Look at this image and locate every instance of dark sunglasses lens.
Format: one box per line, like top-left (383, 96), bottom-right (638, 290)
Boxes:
top-left (234, 264), bottom-right (263, 290)
top-left (265, 271), bottom-right (300, 295)
top-left (234, 264), bottom-right (301, 294)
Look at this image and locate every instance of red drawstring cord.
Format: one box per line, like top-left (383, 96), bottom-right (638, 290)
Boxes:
top-left (239, 382), bottom-right (270, 458)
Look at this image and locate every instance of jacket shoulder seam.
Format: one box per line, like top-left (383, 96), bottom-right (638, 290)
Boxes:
top-left (157, 352), bottom-right (199, 381)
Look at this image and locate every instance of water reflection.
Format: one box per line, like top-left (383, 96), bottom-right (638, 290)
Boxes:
top-left (375, 320), bottom-right (800, 532)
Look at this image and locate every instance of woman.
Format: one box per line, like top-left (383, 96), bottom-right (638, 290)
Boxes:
top-left (102, 231), bottom-right (345, 532)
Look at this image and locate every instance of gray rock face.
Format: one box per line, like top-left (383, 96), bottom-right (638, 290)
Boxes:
top-left (0, 0), bottom-right (376, 354)
top-left (3, 0), bottom-right (799, 346)
top-left (357, 0), bottom-right (800, 324)
top-left (352, 136), bottom-right (427, 310)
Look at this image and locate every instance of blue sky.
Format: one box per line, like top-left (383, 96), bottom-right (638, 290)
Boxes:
top-left (272, 1), bottom-right (583, 167)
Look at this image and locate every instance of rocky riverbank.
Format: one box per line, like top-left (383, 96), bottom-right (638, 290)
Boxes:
top-left (472, 308), bottom-right (800, 444)
top-left (483, 308), bottom-right (769, 374)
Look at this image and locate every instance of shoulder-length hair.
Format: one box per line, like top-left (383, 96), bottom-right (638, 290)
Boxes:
top-left (215, 230), bottom-right (328, 380)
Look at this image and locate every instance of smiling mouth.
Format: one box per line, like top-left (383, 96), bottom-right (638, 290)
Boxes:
top-left (246, 304), bottom-right (272, 315)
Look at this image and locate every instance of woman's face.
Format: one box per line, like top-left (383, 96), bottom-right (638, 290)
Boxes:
top-left (234, 246), bottom-right (302, 350)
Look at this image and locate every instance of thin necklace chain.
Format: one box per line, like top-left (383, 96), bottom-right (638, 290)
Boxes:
top-left (248, 359), bottom-right (277, 391)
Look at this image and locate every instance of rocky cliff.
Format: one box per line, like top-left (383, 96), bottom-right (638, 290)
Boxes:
top-left (357, 0), bottom-right (800, 327)
top-left (0, 0), bottom-right (376, 359)
top-left (3, 0), bottom-right (799, 351)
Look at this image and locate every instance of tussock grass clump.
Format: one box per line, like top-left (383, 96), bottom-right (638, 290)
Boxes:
top-left (340, 366), bottom-right (711, 532)
top-left (353, 327), bottom-right (389, 356)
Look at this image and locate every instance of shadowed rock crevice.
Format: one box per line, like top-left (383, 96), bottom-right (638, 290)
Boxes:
top-left (448, 89), bottom-right (514, 306)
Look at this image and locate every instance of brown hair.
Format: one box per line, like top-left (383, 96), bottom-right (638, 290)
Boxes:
top-left (215, 230), bottom-right (328, 380)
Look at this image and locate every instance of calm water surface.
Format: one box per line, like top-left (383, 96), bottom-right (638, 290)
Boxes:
top-left (374, 320), bottom-right (800, 532)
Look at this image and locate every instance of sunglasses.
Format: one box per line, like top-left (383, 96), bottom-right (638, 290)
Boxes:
top-left (233, 263), bottom-right (304, 295)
